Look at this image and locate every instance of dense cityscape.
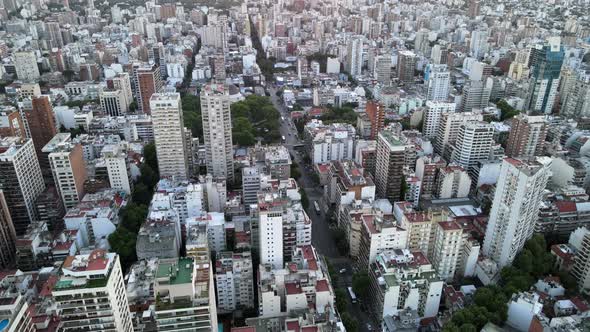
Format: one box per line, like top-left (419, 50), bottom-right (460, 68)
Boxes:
top-left (0, 0), bottom-right (589, 331)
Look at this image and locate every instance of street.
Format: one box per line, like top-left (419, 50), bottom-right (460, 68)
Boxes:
top-left (268, 87), bottom-right (375, 331)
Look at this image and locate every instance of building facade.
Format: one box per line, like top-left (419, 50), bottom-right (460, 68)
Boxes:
top-left (150, 93), bottom-right (189, 180)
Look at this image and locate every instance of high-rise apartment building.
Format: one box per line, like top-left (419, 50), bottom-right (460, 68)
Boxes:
top-left (374, 55), bottom-right (391, 84)
top-left (435, 166), bottom-right (471, 199)
top-left (525, 37), bottom-right (565, 114)
top-left (422, 101), bottom-right (455, 138)
top-left (431, 44), bottom-right (448, 65)
top-left (346, 36), bottom-right (363, 77)
top-left (459, 79), bottom-right (491, 112)
top-left (505, 114), bottom-right (547, 158)
top-left (45, 21), bottom-right (64, 48)
top-left (434, 111), bottom-right (484, 159)
top-left (0, 190), bottom-right (16, 269)
top-left (150, 93), bottom-right (189, 180)
top-left (258, 195), bottom-right (285, 269)
top-left (397, 50), bottom-right (417, 84)
top-left (52, 250), bottom-right (134, 331)
top-left (214, 54), bottom-right (227, 81)
top-left (134, 64), bottom-right (163, 114)
top-left (100, 89), bottom-right (129, 116)
top-left (375, 129), bottom-right (416, 202)
top-left (569, 227), bottom-right (590, 293)
top-left (48, 141), bottom-right (87, 210)
top-left (468, 0), bottom-right (481, 18)
top-left (482, 157), bottom-right (552, 268)
top-left (0, 137), bottom-right (45, 236)
top-left (25, 96), bottom-right (58, 162)
top-left (469, 30), bottom-right (489, 59)
top-left (107, 73), bottom-right (134, 108)
top-left (102, 144), bottom-right (132, 194)
top-left (450, 122), bottom-right (495, 179)
top-left (425, 64), bottom-right (451, 101)
top-left (14, 51), bottom-right (40, 81)
top-left (431, 221), bottom-right (464, 280)
top-left (35, 185), bottom-right (65, 234)
top-left (561, 75), bottom-right (590, 119)
top-left (201, 83), bottom-right (234, 181)
top-left (153, 256), bottom-right (218, 331)
top-left (215, 251), bottom-right (255, 312)
top-left (365, 101), bottom-right (385, 140)
top-left (242, 166), bottom-right (261, 211)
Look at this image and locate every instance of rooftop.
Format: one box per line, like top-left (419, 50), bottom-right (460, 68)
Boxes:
top-left (156, 257), bottom-right (193, 285)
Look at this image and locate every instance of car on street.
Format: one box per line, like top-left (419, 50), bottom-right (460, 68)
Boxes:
top-left (339, 268), bottom-right (346, 274)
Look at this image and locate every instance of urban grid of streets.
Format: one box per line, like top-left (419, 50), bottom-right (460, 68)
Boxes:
top-left (270, 86), bottom-right (375, 331)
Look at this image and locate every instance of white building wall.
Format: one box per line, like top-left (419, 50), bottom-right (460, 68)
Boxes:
top-left (259, 212), bottom-right (283, 269)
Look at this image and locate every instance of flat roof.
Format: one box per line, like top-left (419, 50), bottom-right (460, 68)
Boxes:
top-left (156, 258), bottom-right (193, 285)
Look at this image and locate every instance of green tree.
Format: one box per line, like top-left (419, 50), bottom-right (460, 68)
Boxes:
top-left (334, 288), bottom-right (347, 313)
top-left (233, 117), bottom-right (256, 146)
top-left (143, 143), bottom-right (158, 172)
top-left (181, 94), bottom-right (203, 139)
top-left (300, 189), bottom-right (309, 210)
top-left (132, 183), bottom-right (152, 206)
top-left (108, 227), bottom-right (137, 272)
top-left (139, 164), bottom-right (159, 189)
top-left (119, 203), bottom-right (148, 233)
top-left (341, 312), bottom-right (358, 332)
top-left (497, 100), bottom-right (520, 120)
top-left (332, 228), bottom-right (349, 255)
top-left (352, 272), bottom-right (370, 298)
top-left (129, 100), bottom-right (138, 112)
top-left (290, 162), bottom-right (301, 179)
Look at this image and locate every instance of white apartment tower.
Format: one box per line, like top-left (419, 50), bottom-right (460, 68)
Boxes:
top-left (374, 55), bottom-right (392, 84)
top-left (258, 199), bottom-right (284, 269)
top-left (108, 72), bottom-right (133, 108)
top-left (201, 83), bottom-right (234, 181)
top-left (434, 111), bottom-right (484, 159)
top-left (426, 64), bottom-right (451, 101)
top-left (14, 51), bottom-right (40, 81)
top-left (100, 89), bottom-right (129, 116)
top-left (346, 36), bottom-right (363, 77)
top-left (52, 250), bottom-right (133, 331)
top-left (450, 122), bottom-right (495, 179)
top-left (422, 101), bottom-right (456, 138)
top-left (482, 157), bottom-right (552, 268)
top-left (102, 144), bottom-right (132, 194)
top-left (431, 221), bottom-right (464, 280)
top-left (150, 93), bottom-right (189, 180)
top-left (215, 251), bottom-right (255, 312)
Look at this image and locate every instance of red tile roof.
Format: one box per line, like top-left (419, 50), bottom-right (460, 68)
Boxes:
top-left (439, 221), bottom-right (461, 231)
top-left (231, 328), bottom-right (256, 332)
top-left (315, 279), bottom-right (330, 292)
top-left (286, 320), bottom-right (300, 332)
top-left (286, 282), bottom-right (303, 295)
top-left (555, 200), bottom-right (577, 213)
top-left (571, 296), bottom-right (589, 312)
